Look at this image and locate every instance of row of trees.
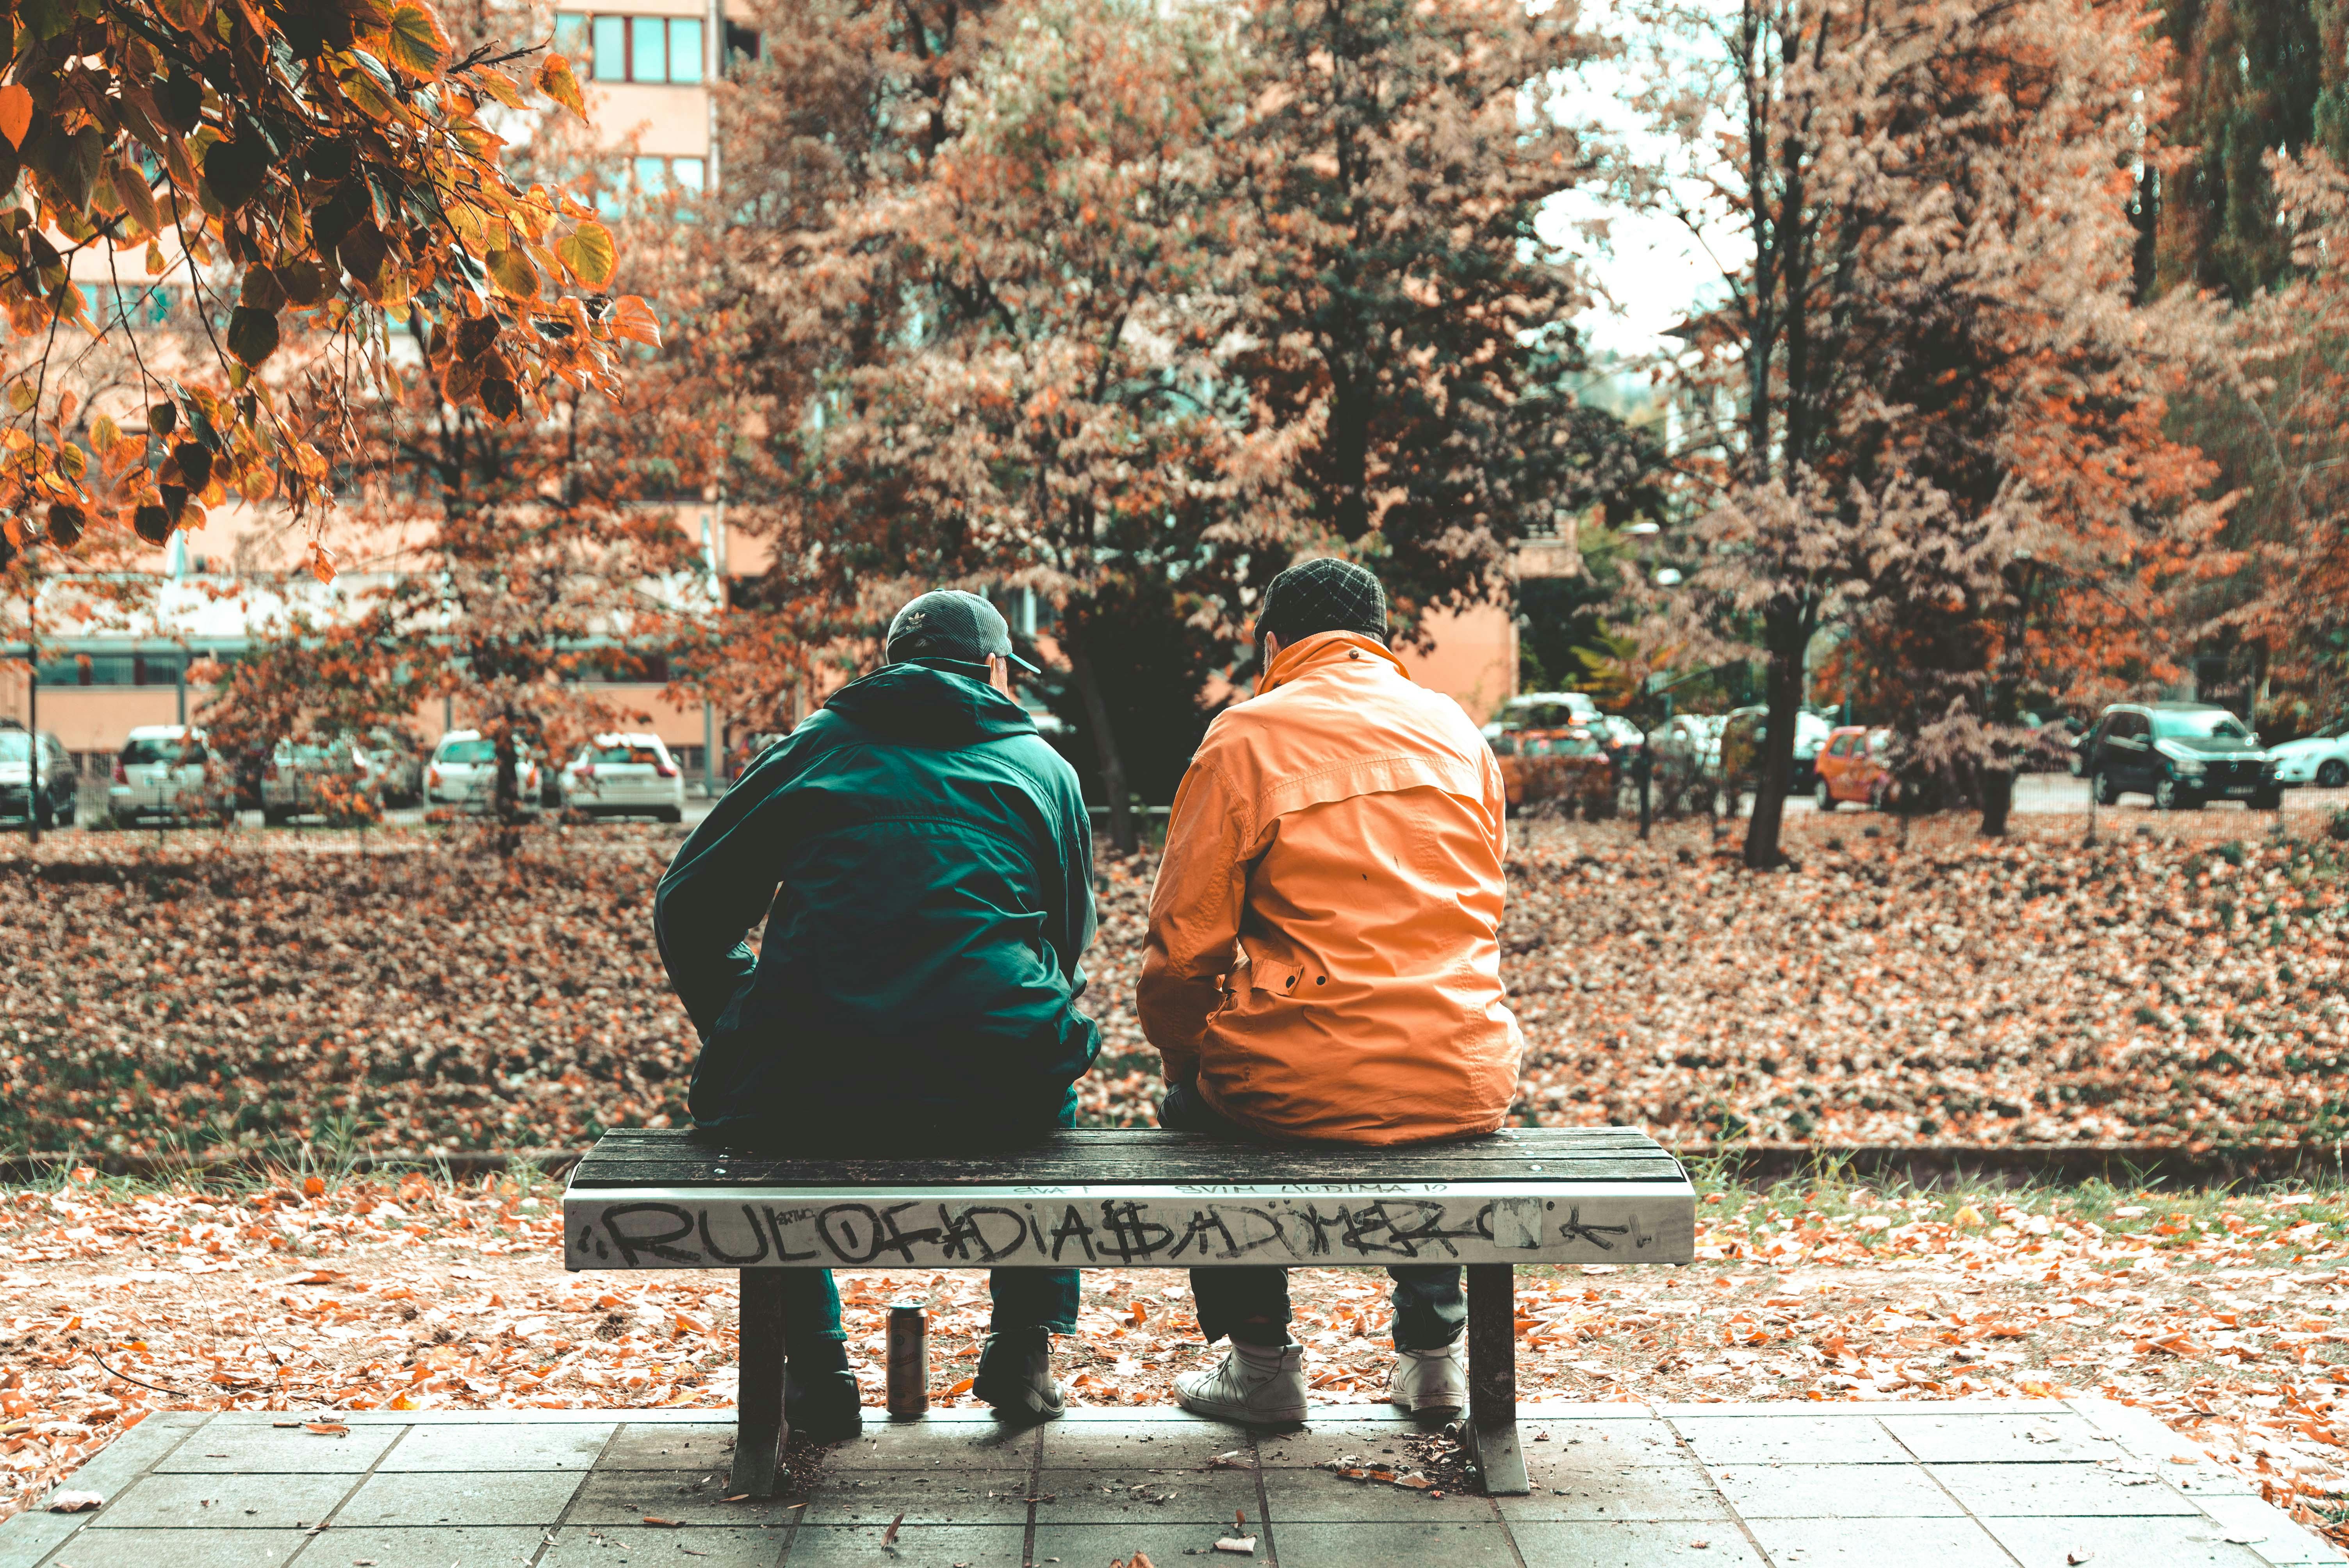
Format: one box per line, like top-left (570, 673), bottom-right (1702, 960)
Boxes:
top-left (6, 0), bottom-right (2349, 868)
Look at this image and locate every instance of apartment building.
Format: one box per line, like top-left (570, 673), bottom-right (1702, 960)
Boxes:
top-left (9, 5), bottom-right (1525, 792)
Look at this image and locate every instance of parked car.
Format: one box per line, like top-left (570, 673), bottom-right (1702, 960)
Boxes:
top-left (0, 725), bottom-right (79, 829)
top-left (110, 725), bottom-right (216, 823)
top-left (425, 731), bottom-right (543, 814)
top-left (1649, 714), bottom-right (1724, 772)
top-left (261, 734), bottom-right (396, 825)
top-left (2083, 701), bottom-right (2279, 811)
top-left (559, 732), bottom-right (686, 821)
top-left (1492, 726), bottom-right (1613, 814)
top-left (2268, 719), bottom-right (2349, 791)
top-left (1813, 725), bottom-right (1892, 811)
top-left (358, 727), bottom-right (425, 806)
top-left (1719, 706), bottom-right (1835, 789)
top-left (1481, 691), bottom-right (1602, 743)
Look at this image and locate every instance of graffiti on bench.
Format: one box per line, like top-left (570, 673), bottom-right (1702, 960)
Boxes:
top-left (563, 1191), bottom-right (1692, 1269)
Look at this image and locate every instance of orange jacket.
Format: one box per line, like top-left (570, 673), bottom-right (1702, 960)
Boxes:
top-left (1138, 630), bottom-right (1522, 1144)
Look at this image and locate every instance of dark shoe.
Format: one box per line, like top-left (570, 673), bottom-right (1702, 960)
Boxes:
top-left (973, 1329), bottom-right (1064, 1422)
top-left (786, 1339), bottom-right (863, 1443)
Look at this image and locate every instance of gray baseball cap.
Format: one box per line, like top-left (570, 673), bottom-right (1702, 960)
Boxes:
top-left (884, 590), bottom-right (1041, 674)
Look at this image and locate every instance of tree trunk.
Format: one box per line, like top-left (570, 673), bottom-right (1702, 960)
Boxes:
top-left (1979, 766), bottom-right (2016, 837)
top-left (494, 718), bottom-right (522, 859)
top-left (1743, 617), bottom-right (1806, 870)
top-left (1065, 614), bottom-right (1133, 854)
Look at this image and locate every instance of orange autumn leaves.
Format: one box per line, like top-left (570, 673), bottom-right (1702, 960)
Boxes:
top-left (0, 0), bottom-right (659, 575)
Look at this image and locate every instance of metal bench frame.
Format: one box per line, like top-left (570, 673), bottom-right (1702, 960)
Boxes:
top-left (564, 1126), bottom-right (1693, 1497)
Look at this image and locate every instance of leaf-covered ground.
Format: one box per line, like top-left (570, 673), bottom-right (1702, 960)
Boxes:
top-left (3, 811), bottom-right (2345, 1156)
top-left (7, 1168), bottom-right (2349, 1548)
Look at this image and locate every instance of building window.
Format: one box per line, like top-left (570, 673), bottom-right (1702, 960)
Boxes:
top-left (724, 22), bottom-right (760, 65)
top-left (572, 12), bottom-right (704, 83)
top-left (597, 156), bottom-right (706, 216)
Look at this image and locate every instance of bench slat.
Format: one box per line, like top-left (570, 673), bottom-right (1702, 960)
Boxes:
top-left (564, 1183), bottom-right (1692, 1270)
top-left (564, 1128), bottom-right (1695, 1272)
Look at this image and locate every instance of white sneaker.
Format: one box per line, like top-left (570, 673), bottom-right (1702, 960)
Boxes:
top-left (1389, 1340), bottom-right (1467, 1421)
top-left (1175, 1341), bottom-right (1308, 1425)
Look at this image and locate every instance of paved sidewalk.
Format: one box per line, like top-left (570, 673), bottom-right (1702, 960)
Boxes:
top-left (2, 1399), bottom-right (2338, 1568)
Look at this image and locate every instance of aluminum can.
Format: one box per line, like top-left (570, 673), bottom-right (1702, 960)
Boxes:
top-left (885, 1302), bottom-right (928, 1418)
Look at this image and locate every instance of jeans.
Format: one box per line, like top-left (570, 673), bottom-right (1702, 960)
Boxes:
top-left (1159, 1080), bottom-right (1465, 1351)
top-left (720, 1090), bottom-right (1084, 1348)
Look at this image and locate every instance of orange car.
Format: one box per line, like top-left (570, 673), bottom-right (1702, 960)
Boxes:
top-left (1814, 725), bottom-right (1891, 810)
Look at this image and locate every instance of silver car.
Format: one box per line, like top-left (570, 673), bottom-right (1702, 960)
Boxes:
top-left (426, 731), bottom-right (543, 814)
top-left (559, 732), bottom-right (686, 821)
top-left (109, 726), bottom-right (217, 823)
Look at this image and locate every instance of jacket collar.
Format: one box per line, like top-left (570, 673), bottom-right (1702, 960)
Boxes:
top-left (1260, 629), bottom-right (1412, 694)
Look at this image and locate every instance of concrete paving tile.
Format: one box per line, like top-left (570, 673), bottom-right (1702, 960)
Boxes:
top-left (1498, 1459), bottom-right (1730, 1523)
top-left (599, 1422), bottom-right (741, 1474)
top-left (821, 1421), bottom-right (1037, 1471)
top-left (206, 1408), bottom-right (690, 1426)
top-left (1707, 1460), bottom-right (1962, 1519)
top-left (1032, 1520), bottom-right (1267, 1567)
top-left (1510, 1519), bottom-right (1765, 1568)
top-left (1271, 1519), bottom-right (1523, 1567)
top-left (2070, 1397), bottom-right (2199, 1461)
top-left (375, 1421), bottom-right (613, 1472)
top-left (1982, 1514), bottom-right (2273, 1568)
top-left (85, 1470), bottom-right (355, 1531)
top-left (1932, 1461), bottom-right (2201, 1516)
top-left (1671, 1415), bottom-right (1908, 1465)
top-left (1745, 1515), bottom-right (2013, 1567)
top-left (1880, 1409), bottom-right (2109, 1463)
top-left (1033, 1467), bottom-right (1258, 1523)
top-left (563, 1469), bottom-right (807, 1528)
top-left (157, 1421), bottom-right (400, 1473)
top-left (42, 1410), bottom-right (209, 1494)
top-left (797, 1471), bottom-right (1034, 1528)
top-left (1519, 1403), bottom-right (1663, 1420)
top-left (292, 1525), bottom-right (545, 1567)
top-left (334, 1468), bottom-right (586, 1528)
top-left (31, 1526), bottom-right (309, 1568)
top-left (2190, 1495), bottom-right (2342, 1560)
top-left (0, 1507), bottom-right (83, 1568)
top-left (1522, 1419), bottom-right (1695, 1470)
top-left (539, 1525), bottom-right (792, 1568)
top-left (1251, 1415), bottom-right (1424, 1468)
top-left (782, 1523), bottom-right (1026, 1565)
top-left (1258, 1465), bottom-right (1507, 1523)
top-left (1040, 1419), bottom-right (1254, 1470)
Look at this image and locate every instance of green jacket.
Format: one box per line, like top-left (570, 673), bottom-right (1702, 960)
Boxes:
top-left (656, 661), bottom-right (1099, 1132)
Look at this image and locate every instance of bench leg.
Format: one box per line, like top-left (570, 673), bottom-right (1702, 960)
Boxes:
top-left (731, 1269), bottom-right (788, 1498)
top-left (1463, 1262), bottom-right (1529, 1496)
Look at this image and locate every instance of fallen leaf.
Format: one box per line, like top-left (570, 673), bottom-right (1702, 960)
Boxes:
top-left (882, 1509), bottom-right (904, 1545)
top-left (642, 1515), bottom-right (685, 1526)
top-left (46, 1491), bottom-right (103, 1513)
top-left (305, 1423), bottom-right (351, 1437)
top-left (2067, 1552), bottom-right (2094, 1565)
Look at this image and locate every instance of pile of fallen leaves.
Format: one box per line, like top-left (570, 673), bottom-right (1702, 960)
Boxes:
top-left (4, 811), bottom-right (2341, 1156)
top-left (8, 1168), bottom-right (2349, 1547)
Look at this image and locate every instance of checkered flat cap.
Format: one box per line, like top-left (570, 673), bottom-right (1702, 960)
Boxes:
top-left (1255, 557), bottom-right (1388, 646)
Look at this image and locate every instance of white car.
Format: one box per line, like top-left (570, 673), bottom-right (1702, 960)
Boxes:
top-left (1481, 690), bottom-right (1602, 742)
top-left (1650, 714), bottom-right (1723, 770)
top-left (560, 732), bottom-right (686, 821)
top-left (426, 731), bottom-right (543, 813)
top-left (2269, 722), bottom-right (2349, 790)
top-left (110, 725), bottom-right (216, 823)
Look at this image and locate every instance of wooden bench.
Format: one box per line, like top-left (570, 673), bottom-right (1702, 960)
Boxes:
top-left (563, 1125), bottom-right (1694, 1497)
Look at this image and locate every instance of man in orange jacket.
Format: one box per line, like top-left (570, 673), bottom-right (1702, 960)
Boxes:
top-left (1139, 557), bottom-right (1522, 1425)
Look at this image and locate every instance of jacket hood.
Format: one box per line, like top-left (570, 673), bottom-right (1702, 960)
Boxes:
top-left (825, 660), bottom-right (1038, 746)
top-left (1260, 630), bottom-right (1411, 693)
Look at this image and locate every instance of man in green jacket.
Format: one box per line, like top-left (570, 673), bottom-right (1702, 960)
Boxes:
top-left (656, 590), bottom-right (1100, 1438)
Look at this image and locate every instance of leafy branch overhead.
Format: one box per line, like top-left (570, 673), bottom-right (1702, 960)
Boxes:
top-left (0, 0), bottom-right (660, 573)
